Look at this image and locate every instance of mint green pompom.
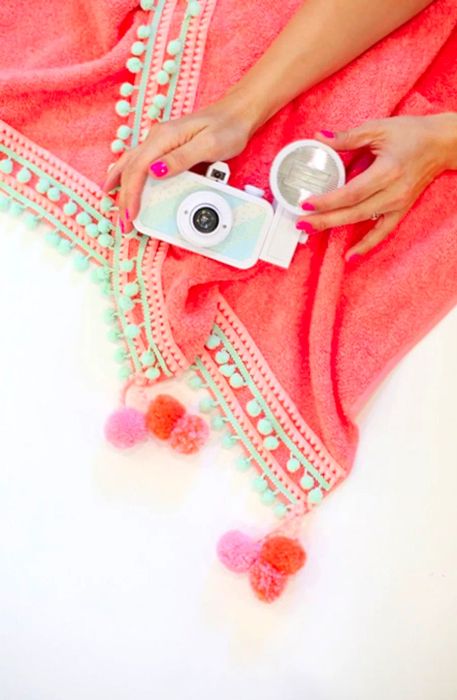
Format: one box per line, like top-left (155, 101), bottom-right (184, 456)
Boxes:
top-left (188, 374), bottom-right (203, 389)
top-left (63, 201), bottom-right (77, 216)
top-left (119, 295), bottom-right (134, 312)
top-left (137, 25), bottom-right (151, 40)
top-left (115, 100), bottom-right (131, 117)
top-left (156, 70), bottom-right (169, 86)
top-left (199, 397), bottom-right (215, 413)
top-left (120, 82), bottom-right (134, 97)
top-left (211, 415), bottom-right (225, 431)
top-left (108, 328), bottom-right (121, 342)
top-left (97, 220), bottom-right (111, 235)
top-left (120, 259), bottom-right (135, 272)
top-left (17, 168), bottom-right (32, 183)
top-left (45, 231), bottom-right (61, 247)
top-left (85, 223), bottom-right (99, 238)
top-left (236, 456), bottom-right (251, 471)
top-left (114, 347), bottom-right (127, 363)
top-left (103, 308), bottom-right (116, 324)
top-left (24, 213), bottom-right (39, 229)
top-left (124, 282), bottom-right (139, 297)
top-left (126, 57), bottom-right (143, 74)
top-left (131, 41), bottom-right (146, 56)
top-left (125, 323), bottom-right (140, 338)
top-left (10, 202), bottom-right (24, 216)
top-left (47, 187), bottom-right (61, 202)
top-left (300, 474), bottom-right (315, 490)
top-left (222, 434), bottom-right (237, 449)
top-left (100, 283), bottom-right (112, 298)
top-left (205, 334), bottom-right (220, 350)
top-left (119, 366), bottom-right (132, 380)
top-left (145, 367), bottom-right (160, 381)
top-left (0, 159), bottom-right (13, 174)
top-left (76, 211), bottom-right (91, 226)
top-left (100, 197), bottom-right (114, 213)
top-left (152, 93), bottom-right (167, 109)
top-left (96, 267), bottom-right (110, 281)
top-left (188, 1), bottom-right (202, 17)
top-left (98, 233), bottom-right (114, 248)
top-left (215, 350), bottom-right (230, 365)
top-left (246, 399), bottom-right (261, 417)
top-left (252, 476), bottom-right (268, 493)
top-left (74, 254), bottom-right (90, 272)
top-left (167, 39), bottom-right (182, 55)
top-left (111, 139), bottom-right (125, 154)
top-left (36, 178), bottom-right (51, 194)
top-left (117, 125), bottom-right (132, 140)
top-left (0, 194), bottom-right (10, 211)
top-left (58, 239), bottom-right (72, 255)
top-left (163, 59), bottom-right (177, 74)
top-left (261, 489), bottom-right (276, 505)
top-left (220, 364), bottom-right (234, 377)
top-left (140, 0), bottom-right (154, 9)
top-left (147, 105), bottom-right (160, 120)
top-left (257, 418), bottom-right (273, 436)
top-left (274, 503), bottom-right (288, 519)
top-left (263, 436), bottom-right (279, 451)
top-left (308, 487), bottom-right (324, 505)
top-left (141, 350), bottom-right (155, 367)
top-left (229, 373), bottom-right (244, 389)
top-left (286, 457), bottom-right (300, 473)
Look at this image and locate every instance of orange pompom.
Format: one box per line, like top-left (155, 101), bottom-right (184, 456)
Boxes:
top-left (259, 536), bottom-right (306, 576)
top-left (145, 394), bottom-right (186, 440)
top-left (249, 559), bottom-right (288, 603)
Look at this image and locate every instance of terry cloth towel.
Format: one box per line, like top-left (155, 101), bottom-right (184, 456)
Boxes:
top-left (1, 0), bottom-right (456, 601)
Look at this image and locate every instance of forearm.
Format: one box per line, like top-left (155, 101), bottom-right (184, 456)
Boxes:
top-left (227, 0), bottom-right (435, 132)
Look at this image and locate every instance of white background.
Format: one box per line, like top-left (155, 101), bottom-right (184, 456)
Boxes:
top-left (1, 212), bottom-right (456, 700)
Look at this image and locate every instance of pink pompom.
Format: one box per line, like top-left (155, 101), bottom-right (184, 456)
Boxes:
top-left (169, 414), bottom-right (209, 454)
top-left (217, 530), bottom-right (261, 573)
top-left (249, 559), bottom-right (288, 603)
top-left (104, 407), bottom-right (148, 449)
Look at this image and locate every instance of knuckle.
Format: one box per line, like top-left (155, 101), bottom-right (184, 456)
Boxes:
top-left (171, 150), bottom-right (187, 171)
top-left (204, 132), bottom-right (219, 158)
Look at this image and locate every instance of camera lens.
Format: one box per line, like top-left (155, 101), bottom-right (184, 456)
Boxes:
top-left (192, 206), bottom-right (220, 234)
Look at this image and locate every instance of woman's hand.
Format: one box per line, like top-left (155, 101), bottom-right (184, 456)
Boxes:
top-left (297, 113), bottom-right (457, 262)
top-left (102, 93), bottom-right (256, 233)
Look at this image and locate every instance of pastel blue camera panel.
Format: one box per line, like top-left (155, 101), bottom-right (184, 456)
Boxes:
top-left (135, 173), bottom-right (273, 268)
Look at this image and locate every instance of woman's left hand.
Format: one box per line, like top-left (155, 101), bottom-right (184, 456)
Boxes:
top-left (297, 113), bottom-right (457, 262)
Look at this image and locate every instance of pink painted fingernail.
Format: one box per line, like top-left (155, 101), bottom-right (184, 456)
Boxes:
top-left (150, 160), bottom-right (168, 177)
top-left (120, 218), bottom-right (125, 233)
top-left (320, 130), bottom-right (335, 138)
top-left (346, 252), bottom-right (361, 262)
top-left (125, 208), bottom-right (130, 221)
top-left (301, 202), bottom-right (316, 212)
top-left (296, 220), bottom-right (315, 234)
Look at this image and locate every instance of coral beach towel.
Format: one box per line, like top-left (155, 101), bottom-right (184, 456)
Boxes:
top-left (1, 0), bottom-right (456, 590)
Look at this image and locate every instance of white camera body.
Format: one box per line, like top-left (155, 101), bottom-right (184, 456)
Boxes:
top-left (134, 140), bottom-right (345, 270)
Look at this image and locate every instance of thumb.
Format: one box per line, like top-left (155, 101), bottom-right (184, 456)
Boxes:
top-left (314, 122), bottom-right (379, 152)
top-left (149, 132), bottom-right (212, 180)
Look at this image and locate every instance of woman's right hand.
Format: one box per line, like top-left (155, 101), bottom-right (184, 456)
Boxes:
top-left (102, 92), bottom-right (257, 233)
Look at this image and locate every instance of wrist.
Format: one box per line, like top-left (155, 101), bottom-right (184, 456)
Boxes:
top-left (223, 81), bottom-right (281, 137)
top-left (426, 112), bottom-right (457, 171)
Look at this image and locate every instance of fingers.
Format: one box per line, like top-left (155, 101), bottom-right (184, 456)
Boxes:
top-left (149, 130), bottom-right (210, 180)
top-left (297, 188), bottom-right (391, 233)
top-left (345, 210), bottom-right (404, 262)
top-left (315, 120), bottom-right (382, 152)
top-left (303, 159), bottom-right (390, 214)
top-left (102, 151), bottom-right (130, 193)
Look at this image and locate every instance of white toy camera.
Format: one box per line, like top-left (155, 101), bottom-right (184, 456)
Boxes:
top-left (134, 139), bottom-right (345, 269)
